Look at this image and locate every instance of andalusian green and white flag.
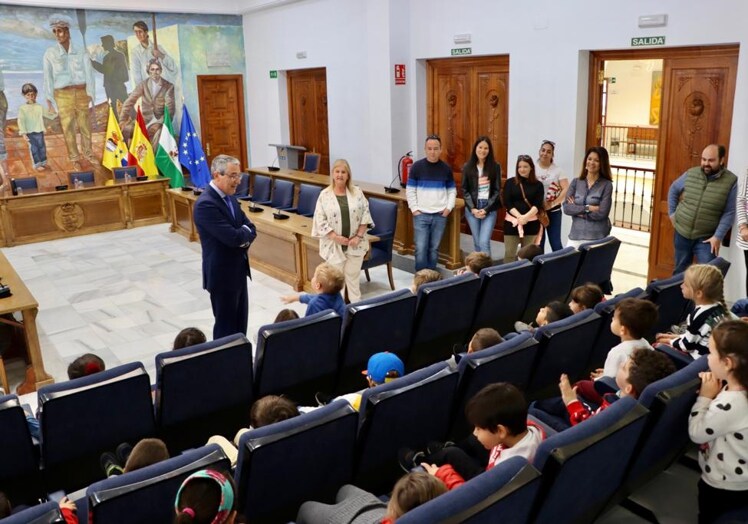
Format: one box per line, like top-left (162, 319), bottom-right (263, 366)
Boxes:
top-left (155, 105), bottom-right (184, 188)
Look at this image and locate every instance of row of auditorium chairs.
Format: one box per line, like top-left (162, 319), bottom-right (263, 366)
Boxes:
top-left (11, 168), bottom-right (142, 194)
top-left (1, 352), bottom-right (712, 523)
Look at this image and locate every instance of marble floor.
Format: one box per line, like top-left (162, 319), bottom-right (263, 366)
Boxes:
top-left (2, 223), bottom-right (648, 392)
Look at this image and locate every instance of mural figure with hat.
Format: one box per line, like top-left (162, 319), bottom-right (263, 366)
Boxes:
top-left (130, 20), bottom-right (176, 89)
top-left (119, 59), bottom-right (175, 152)
top-left (42, 13), bottom-right (95, 172)
top-left (91, 35), bottom-right (129, 109)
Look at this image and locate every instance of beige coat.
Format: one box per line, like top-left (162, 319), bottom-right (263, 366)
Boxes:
top-left (312, 185), bottom-right (374, 265)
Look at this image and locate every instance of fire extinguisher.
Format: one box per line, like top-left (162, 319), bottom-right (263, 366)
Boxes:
top-left (398, 151), bottom-right (413, 187)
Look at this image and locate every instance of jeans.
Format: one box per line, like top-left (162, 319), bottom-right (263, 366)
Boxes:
top-left (26, 132), bottom-right (47, 167)
top-left (464, 199), bottom-right (497, 255)
top-left (540, 207), bottom-right (563, 252)
top-left (673, 230), bottom-right (715, 275)
top-left (414, 212), bottom-right (447, 270)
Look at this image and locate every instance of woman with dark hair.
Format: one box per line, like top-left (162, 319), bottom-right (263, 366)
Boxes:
top-left (461, 136), bottom-right (502, 257)
top-left (502, 155), bottom-right (545, 263)
top-left (536, 140), bottom-right (569, 252)
top-left (563, 146), bottom-right (614, 248)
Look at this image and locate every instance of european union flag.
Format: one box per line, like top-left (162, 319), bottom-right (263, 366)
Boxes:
top-left (178, 106), bottom-right (211, 188)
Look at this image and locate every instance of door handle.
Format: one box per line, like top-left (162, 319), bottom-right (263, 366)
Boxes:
top-left (206, 142), bottom-right (211, 156)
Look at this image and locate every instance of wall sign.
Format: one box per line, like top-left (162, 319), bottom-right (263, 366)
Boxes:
top-left (394, 64), bottom-right (406, 85)
top-left (269, 70), bottom-right (278, 79)
top-left (631, 36), bottom-right (666, 47)
top-left (451, 47), bottom-right (472, 56)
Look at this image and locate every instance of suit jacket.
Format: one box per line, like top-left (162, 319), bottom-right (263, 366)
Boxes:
top-left (194, 185), bottom-right (256, 293)
top-left (119, 77), bottom-right (175, 129)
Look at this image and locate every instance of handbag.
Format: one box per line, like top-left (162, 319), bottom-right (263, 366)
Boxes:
top-left (519, 181), bottom-right (549, 227)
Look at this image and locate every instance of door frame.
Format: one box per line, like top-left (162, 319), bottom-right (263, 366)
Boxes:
top-left (197, 74), bottom-right (248, 168)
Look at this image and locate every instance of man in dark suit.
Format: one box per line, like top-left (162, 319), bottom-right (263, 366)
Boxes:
top-left (194, 155), bottom-right (256, 339)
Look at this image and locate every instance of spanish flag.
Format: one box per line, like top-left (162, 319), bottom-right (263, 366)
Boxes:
top-left (129, 107), bottom-right (158, 179)
top-left (101, 106), bottom-right (128, 171)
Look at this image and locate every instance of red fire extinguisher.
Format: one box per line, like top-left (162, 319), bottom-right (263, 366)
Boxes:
top-left (399, 151), bottom-right (413, 187)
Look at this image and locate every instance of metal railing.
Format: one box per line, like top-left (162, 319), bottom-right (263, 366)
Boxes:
top-left (603, 125), bottom-right (658, 161)
top-left (611, 164), bottom-right (655, 232)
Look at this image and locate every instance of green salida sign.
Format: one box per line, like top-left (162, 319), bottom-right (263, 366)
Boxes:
top-left (631, 36), bottom-right (666, 47)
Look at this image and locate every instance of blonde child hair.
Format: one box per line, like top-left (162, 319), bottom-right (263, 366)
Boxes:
top-left (684, 264), bottom-right (726, 308)
top-left (412, 269), bottom-right (442, 293)
top-left (385, 471), bottom-right (447, 519)
top-left (464, 251), bottom-right (493, 274)
top-left (314, 262), bottom-right (345, 294)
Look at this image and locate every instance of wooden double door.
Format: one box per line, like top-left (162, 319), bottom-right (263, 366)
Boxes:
top-left (427, 56), bottom-right (510, 240)
top-left (587, 45), bottom-right (738, 280)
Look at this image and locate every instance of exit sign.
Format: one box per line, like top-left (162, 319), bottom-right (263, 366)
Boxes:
top-left (451, 47), bottom-right (472, 56)
top-left (269, 70), bottom-right (278, 79)
top-left (631, 36), bottom-right (666, 47)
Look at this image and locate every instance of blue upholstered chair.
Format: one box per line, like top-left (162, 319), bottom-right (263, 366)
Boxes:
top-left (335, 289), bottom-right (416, 395)
top-left (397, 456), bottom-right (542, 524)
top-left (471, 260), bottom-right (535, 336)
top-left (0, 502), bottom-right (63, 524)
top-left (0, 394), bottom-right (43, 506)
top-left (11, 177), bottom-right (38, 195)
top-left (84, 444), bottom-right (230, 524)
top-left (287, 183), bottom-right (322, 217)
top-left (154, 333), bottom-right (254, 454)
top-left (707, 255), bottom-right (731, 277)
top-left (235, 172), bottom-right (250, 197)
top-left (645, 272), bottom-right (690, 337)
top-left (68, 170), bottom-right (95, 187)
top-left (531, 397), bottom-right (650, 524)
top-left (235, 400), bottom-right (358, 523)
top-left (407, 273), bottom-right (480, 369)
top-left (450, 332), bottom-right (539, 439)
top-left (361, 197), bottom-right (399, 290)
top-left (572, 235), bottom-right (622, 295)
top-left (264, 179), bottom-right (295, 209)
top-left (38, 362), bottom-right (156, 493)
top-left (528, 309), bottom-right (603, 398)
top-left (254, 310), bottom-right (342, 405)
top-left (250, 174), bottom-right (272, 202)
top-left (301, 152), bottom-right (321, 173)
top-left (521, 247), bottom-right (582, 323)
top-left (587, 287), bottom-right (647, 372)
top-left (113, 166), bottom-right (137, 180)
top-left (355, 362), bottom-right (459, 493)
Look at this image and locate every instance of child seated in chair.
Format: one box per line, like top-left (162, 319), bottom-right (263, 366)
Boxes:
top-left (451, 327), bottom-right (504, 365)
top-left (455, 251), bottom-right (493, 276)
top-left (282, 262), bottom-right (346, 318)
top-left (409, 268), bottom-right (442, 294)
top-left (517, 243), bottom-right (542, 262)
top-left (568, 283), bottom-right (605, 314)
top-left (101, 437), bottom-right (170, 477)
top-left (400, 383), bottom-right (545, 490)
top-left (513, 300), bottom-right (573, 334)
top-left (172, 327), bottom-right (206, 350)
top-left (207, 395), bottom-right (300, 467)
top-left (530, 348), bottom-right (676, 431)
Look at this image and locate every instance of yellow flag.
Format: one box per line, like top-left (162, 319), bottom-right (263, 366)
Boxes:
top-left (129, 107), bottom-right (158, 179)
top-left (102, 106), bottom-right (128, 171)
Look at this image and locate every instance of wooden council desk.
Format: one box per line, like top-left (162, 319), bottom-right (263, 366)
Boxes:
top-left (0, 179), bottom-right (170, 247)
top-left (0, 251), bottom-right (53, 390)
top-left (167, 189), bottom-right (377, 292)
top-left (247, 167), bottom-right (465, 269)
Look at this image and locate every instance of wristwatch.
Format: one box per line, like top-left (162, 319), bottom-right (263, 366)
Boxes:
top-left (584, 205), bottom-right (590, 213)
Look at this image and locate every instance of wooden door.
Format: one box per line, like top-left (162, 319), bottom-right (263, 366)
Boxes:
top-left (288, 68), bottom-right (330, 174)
top-left (197, 75), bottom-right (248, 168)
top-left (586, 46), bottom-right (738, 281)
top-left (427, 56), bottom-right (509, 239)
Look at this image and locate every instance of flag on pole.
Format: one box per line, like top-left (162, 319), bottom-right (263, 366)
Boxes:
top-left (155, 105), bottom-right (183, 188)
top-left (129, 107), bottom-right (158, 179)
top-left (101, 106), bottom-right (128, 171)
top-left (178, 106), bottom-right (210, 188)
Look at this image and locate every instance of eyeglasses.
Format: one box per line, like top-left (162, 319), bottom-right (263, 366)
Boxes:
top-left (221, 174), bottom-right (242, 181)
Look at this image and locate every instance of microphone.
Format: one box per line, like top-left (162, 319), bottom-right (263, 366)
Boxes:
top-left (247, 196), bottom-right (263, 213)
top-left (385, 151), bottom-right (412, 193)
top-left (268, 156), bottom-right (280, 172)
top-left (54, 171), bottom-right (69, 191)
top-left (273, 208), bottom-right (289, 220)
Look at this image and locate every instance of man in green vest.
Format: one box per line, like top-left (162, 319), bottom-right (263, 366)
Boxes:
top-left (668, 144), bottom-right (737, 274)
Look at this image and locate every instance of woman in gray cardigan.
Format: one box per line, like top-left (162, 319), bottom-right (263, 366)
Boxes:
top-left (563, 146), bottom-right (613, 248)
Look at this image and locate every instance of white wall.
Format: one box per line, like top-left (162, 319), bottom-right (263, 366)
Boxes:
top-left (605, 59), bottom-right (663, 126)
top-left (243, 0), bottom-right (748, 300)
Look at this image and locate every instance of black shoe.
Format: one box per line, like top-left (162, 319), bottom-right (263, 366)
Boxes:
top-left (116, 442), bottom-right (133, 465)
top-left (100, 451), bottom-right (123, 477)
top-left (315, 391), bottom-right (333, 406)
top-left (426, 440), bottom-right (454, 455)
top-left (398, 447), bottom-right (426, 473)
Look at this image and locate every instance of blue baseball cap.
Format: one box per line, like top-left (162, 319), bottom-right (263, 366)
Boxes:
top-left (362, 352), bottom-right (405, 384)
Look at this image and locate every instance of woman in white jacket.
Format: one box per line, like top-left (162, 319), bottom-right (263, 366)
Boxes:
top-left (312, 159), bottom-right (373, 303)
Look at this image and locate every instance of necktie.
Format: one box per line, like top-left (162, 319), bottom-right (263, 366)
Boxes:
top-left (224, 196), bottom-right (235, 219)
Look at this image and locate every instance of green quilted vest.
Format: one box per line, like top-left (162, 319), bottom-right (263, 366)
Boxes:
top-left (674, 166), bottom-right (737, 239)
